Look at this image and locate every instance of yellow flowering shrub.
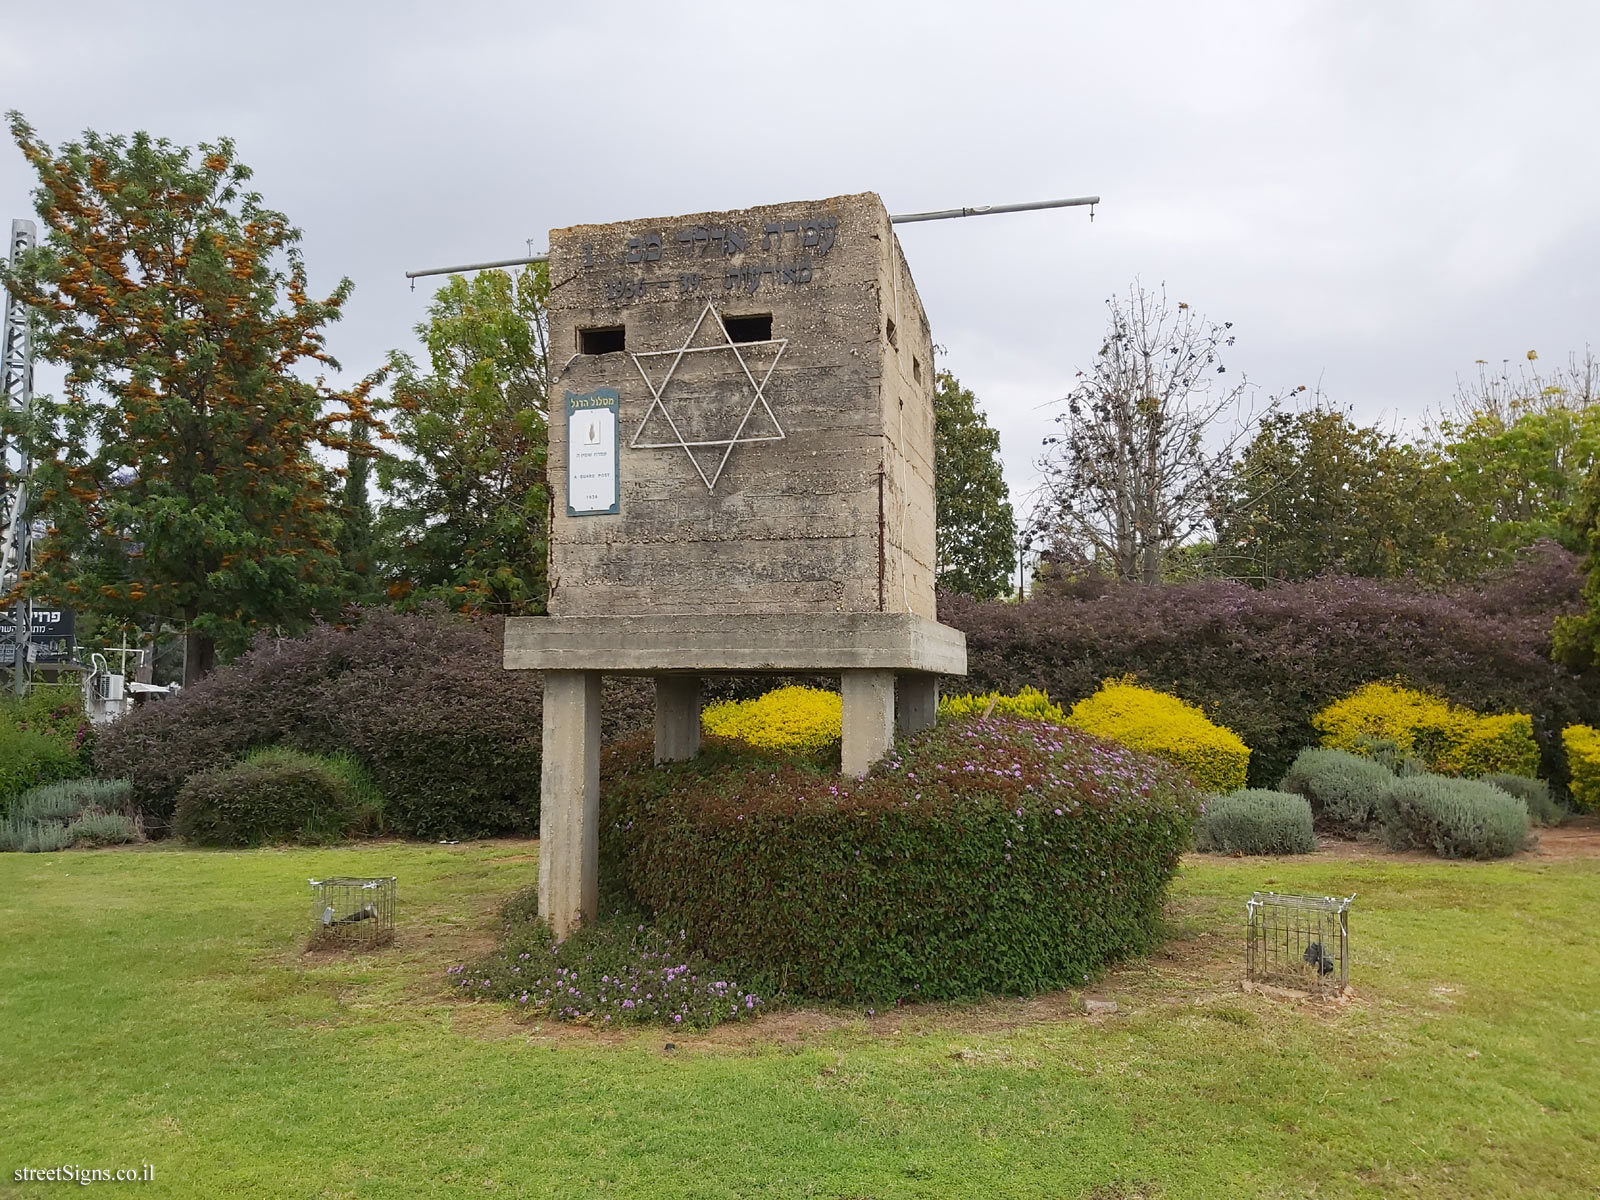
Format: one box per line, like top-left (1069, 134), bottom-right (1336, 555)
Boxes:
top-left (938, 686), bottom-right (1066, 723)
top-left (701, 686), bottom-right (841, 756)
top-left (1562, 725), bottom-right (1600, 811)
top-left (1448, 712), bottom-right (1541, 778)
top-left (1065, 678), bottom-right (1250, 794)
top-left (1313, 682), bottom-right (1538, 778)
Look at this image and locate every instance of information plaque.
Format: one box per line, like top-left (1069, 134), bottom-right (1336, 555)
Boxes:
top-left (566, 388), bottom-right (620, 516)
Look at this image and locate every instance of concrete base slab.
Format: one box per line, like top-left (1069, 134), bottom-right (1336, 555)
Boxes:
top-left (504, 611), bottom-right (966, 676)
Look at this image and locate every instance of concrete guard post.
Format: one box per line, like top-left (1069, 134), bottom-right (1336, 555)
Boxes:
top-left (505, 193), bottom-right (967, 938)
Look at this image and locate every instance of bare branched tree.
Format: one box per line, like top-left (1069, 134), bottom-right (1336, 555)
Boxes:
top-left (1037, 283), bottom-right (1279, 585)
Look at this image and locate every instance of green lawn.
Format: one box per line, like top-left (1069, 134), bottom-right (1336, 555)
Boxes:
top-left (2, 839), bottom-right (1597, 1198)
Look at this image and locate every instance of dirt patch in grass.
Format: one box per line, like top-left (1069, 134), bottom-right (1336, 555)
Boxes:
top-left (1526, 815), bottom-right (1600, 860)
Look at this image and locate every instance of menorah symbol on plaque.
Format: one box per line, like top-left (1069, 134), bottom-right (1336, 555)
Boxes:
top-left (628, 302), bottom-right (787, 492)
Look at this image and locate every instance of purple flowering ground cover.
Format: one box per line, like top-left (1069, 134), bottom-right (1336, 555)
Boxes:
top-left (450, 889), bottom-right (769, 1029)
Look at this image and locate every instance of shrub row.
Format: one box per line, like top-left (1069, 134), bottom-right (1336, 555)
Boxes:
top-left (939, 686), bottom-right (1066, 723)
top-left (95, 609), bottom-right (547, 839)
top-left (1066, 678), bottom-right (1250, 794)
top-left (1480, 772), bottom-right (1566, 827)
top-left (1279, 746), bottom-right (1534, 856)
top-left (173, 747), bottom-right (383, 848)
top-left (0, 729), bottom-right (85, 813)
top-left (1314, 682), bottom-right (1539, 777)
top-left (942, 542), bottom-right (1600, 791)
top-left (1280, 747), bottom-right (1394, 833)
top-left (601, 716), bottom-right (1202, 1004)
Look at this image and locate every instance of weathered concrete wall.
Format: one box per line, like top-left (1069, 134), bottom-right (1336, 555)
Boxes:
top-left (545, 192), bottom-right (936, 618)
top-left (876, 234), bottom-right (937, 619)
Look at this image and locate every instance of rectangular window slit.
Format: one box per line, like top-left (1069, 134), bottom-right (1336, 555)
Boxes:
top-left (723, 313), bottom-right (772, 343)
top-left (579, 325), bottom-right (626, 354)
top-left (885, 317), bottom-right (898, 347)
top-left (912, 356), bottom-right (922, 382)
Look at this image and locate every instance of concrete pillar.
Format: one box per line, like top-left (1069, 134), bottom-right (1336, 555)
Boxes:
top-left (897, 673), bottom-right (939, 735)
top-left (841, 668), bottom-right (896, 777)
top-left (654, 674), bottom-right (702, 763)
top-left (538, 670), bottom-right (601, 940)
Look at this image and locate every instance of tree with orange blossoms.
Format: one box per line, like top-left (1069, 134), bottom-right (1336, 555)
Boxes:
top-left (0, 113), bottom-right (381, 682)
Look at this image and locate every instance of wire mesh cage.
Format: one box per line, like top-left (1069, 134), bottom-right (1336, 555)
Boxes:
top-left (1245, 891), bottom-right (1353, 996)
top-left (308, 876), bottom-right (396, 950)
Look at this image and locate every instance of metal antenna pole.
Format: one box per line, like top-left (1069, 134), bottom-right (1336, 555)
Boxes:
top-left (1, 219), bottom-right (37, 695)
top-left (888, 195), bottom-right (1099, 224)
top-left (403, 193), bottom-right (1100, 281)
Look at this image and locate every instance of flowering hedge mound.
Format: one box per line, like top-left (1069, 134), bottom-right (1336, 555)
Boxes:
top-left (1314, 682), bottom-right (1539, 778)
top-left (600, 716), bottom-right (1202, 1004)
top-left (1562, 725), bottom-right (1600, 811)
top-left (1065, 679), bottom-right (1249, 794)
top-left (700, 685), bottom-right (841, 757)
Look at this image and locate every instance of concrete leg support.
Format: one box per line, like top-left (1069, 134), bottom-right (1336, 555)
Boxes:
top-left (654, 674), bottom-right (702, 764)
top-left (897, 673), bottom-right (939, 735)
top-left (538, 670), bottom-right (601, 940)
top-left (841, 668), bottom-right (896, 777)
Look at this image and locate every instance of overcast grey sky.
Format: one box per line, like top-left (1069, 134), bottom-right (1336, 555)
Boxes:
top-left (3, 0), bottom-right (1596, 514)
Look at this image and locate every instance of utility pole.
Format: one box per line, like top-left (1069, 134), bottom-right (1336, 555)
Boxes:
top-left (1, 219), bottom-right (37, 695)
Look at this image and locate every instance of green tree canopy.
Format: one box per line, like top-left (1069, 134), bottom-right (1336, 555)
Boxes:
top-left (1435, 407), bottom-right (1600, 562)
top-left (377, 266), bottom-right (549, 614)
top-left (1554, 459), bottom-right (1600, 667)
top-left (933, 369), bottom-right (1015, 598)
top-left (0, 113), bottom-right (377, 682)
top-left (1212, 407), bottom-right (1469, 582)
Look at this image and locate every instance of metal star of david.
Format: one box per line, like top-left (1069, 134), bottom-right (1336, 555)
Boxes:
top-left (629, 302), bottom-right (786, 492)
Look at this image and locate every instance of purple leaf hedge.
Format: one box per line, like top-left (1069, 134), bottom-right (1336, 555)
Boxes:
top-left (942, 542), bottom-right (1600, 791)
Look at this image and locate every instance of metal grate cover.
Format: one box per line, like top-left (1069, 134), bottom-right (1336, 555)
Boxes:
top-left (308, 876), bottom-right (396, 950)
top-left (1246, 891), bottom-right (1353, 996)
